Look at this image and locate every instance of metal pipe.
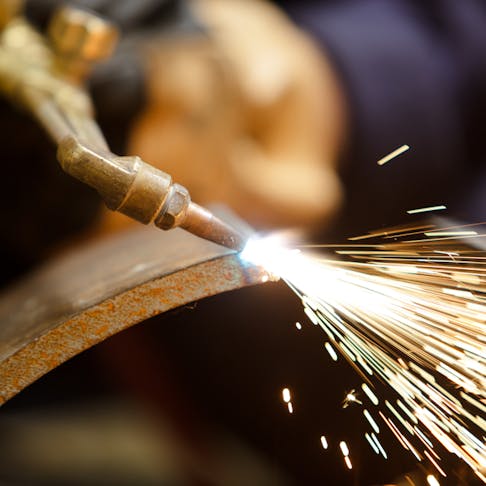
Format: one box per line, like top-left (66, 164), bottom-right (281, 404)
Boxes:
top-left (0, 221), bottom-right (266, 405)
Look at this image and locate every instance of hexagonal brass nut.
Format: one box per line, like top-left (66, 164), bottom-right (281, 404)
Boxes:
top-left (48, 6), bottom-right (118, 61)
top-left (156, 184), bottom-right (191, 230)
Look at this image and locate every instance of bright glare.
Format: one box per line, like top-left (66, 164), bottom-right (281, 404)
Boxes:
top-left (241, 233), bottom-right (486, 481)
top-left (241, 236), bottom-right (391, 317)
top-left (427, 474), bottom-right (440, 486)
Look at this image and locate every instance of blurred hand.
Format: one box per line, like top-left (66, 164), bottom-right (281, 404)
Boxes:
top-left (126, 0), bottom-right (347, 231)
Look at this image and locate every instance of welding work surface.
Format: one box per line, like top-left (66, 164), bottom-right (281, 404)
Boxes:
top-left (0, 221), bottom-right (265, 405)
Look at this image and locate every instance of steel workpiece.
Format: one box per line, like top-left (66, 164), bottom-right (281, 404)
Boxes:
top-left (0, 223), bottom-right (269, 405)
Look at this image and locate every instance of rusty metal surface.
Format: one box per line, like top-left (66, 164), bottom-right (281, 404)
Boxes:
top-left (0, 224), bottom-right (265, 405)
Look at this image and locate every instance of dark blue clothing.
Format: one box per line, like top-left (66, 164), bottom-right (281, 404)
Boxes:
top-left (279, 0), bottom-right (486, 234)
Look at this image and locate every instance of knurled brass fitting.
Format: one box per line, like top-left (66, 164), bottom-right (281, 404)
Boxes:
top-left (48, 6), bottom-right (118, 81)
top-left (56, 136), bottom-right (245, 248)
top-left (57, 136), bottom-right (191, 229)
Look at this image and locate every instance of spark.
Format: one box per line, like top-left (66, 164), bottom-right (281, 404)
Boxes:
top-left (423, 450), bottom-right (447, 477)
top-left (340, 440), bottom-right (350, 456)
top-left (371, 432), bottom-right (388, 459)
top-left (338, 442), bottom-right (354, 470)
top-left (295, 321), bottom-right (302, 330)
top-left (362, 383), bottom-right (379, 405)
top-left (365, 433), bottom-right (380, 454)
top-left (407, 205), bottom-right (446, 215)
top-left (434, 250), bottom-right (458, 258)
top-left (304, 306), bottom-right (320, 325)
top-left (325, 342), bottom-right (338, 361)
top-left (364, 409), bottom-right (380, 434)
top-left (377, 144), bottom-right (410, 165)
top-left (241, 224), bottom-right (486, 481)
top-left (343, 389), bottom-right (363, 408)
top-left (320, 435), bottom-right (328, 450)
top-left (425, 231), bottom-right (477, 237)
top-left (282, 387), bottom-right (291, 403)
top-left (287, 402), bottom-right (293, 414)
top-left (426, 474), bottom-right (441, 486)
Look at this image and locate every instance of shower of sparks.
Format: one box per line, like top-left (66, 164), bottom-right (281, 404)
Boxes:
top-left (407, 205), bottom-right (446, 215)
top-left (377, 144), bottom-right (410, 165)
top-left (241, 223), bottom-right (486, 482)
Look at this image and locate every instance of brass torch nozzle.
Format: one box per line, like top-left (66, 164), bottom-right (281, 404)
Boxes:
top-left (0, 5), bottom-right (247, 252)
top-left (57, 136), bottom-right (247, 251)
top-left (181, 203), bottom-right (247, 251)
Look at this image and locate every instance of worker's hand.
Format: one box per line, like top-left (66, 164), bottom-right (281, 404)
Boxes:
top-left (128, 0), bottom-right (347, 230)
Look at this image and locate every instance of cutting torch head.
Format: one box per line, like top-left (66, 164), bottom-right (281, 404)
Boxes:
top-left (180, 203), bottom-right (248, 252)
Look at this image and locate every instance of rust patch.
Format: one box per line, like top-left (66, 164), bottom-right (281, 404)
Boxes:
top-left (0, 254), bottom-right (265, 404)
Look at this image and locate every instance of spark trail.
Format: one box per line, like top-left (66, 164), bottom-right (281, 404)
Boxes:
top-left (241, 222), bottom-right (486, 482)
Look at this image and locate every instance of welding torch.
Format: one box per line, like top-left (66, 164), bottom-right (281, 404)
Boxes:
top-left (0, 1), bottom-right (246, 251)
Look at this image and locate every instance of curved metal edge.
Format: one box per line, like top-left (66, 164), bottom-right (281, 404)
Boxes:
top-left (0, 254), bottom-right (267, 405)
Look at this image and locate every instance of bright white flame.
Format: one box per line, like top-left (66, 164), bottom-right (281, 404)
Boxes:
top-left (241, 236), bottom-right (395, 318)
top-left (241, 236), bottom-right (337, 296)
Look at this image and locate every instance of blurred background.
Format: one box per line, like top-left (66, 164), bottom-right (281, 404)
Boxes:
top-left (1, 0), bottom-right (486, 484)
